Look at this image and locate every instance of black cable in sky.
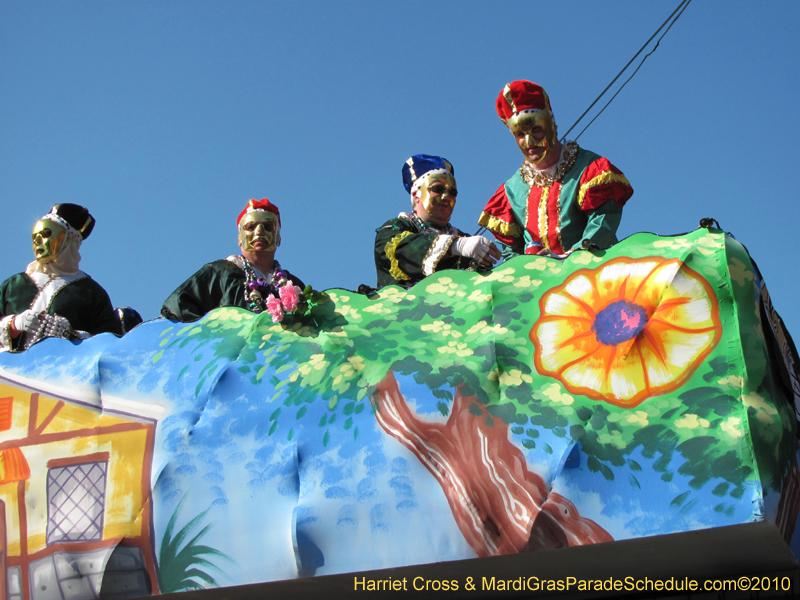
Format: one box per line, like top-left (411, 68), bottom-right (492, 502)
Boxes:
top-left (572, 0), bottom-right (691, 142)
top-left (561, 0), bottom-right (692, 142)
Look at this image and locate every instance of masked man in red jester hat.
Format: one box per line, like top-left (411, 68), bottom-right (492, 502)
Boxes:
top-left (479, 80), bottom-right (633, 260)
top-left (162, 198), bottom-right (305, 323)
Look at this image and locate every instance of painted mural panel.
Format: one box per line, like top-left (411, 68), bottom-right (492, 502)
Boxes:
top-left (0, 383), bottom-right (159, 599)
top-left (0, 229), bottom-right (797, 597)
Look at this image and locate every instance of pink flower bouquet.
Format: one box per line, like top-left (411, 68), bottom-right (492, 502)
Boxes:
top-left (279, 284), bottom-right (302, 313)
top-left (266, 295), bottom-right (285, 323)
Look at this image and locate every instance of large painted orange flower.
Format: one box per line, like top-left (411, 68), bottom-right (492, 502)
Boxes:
top-left (530, 257), bottom-right (722, 407)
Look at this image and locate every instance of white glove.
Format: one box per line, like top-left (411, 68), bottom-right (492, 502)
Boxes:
top-left (452, 235), bottom-right (493, 261)
top-left (13, 310), bottom-right (41, 335)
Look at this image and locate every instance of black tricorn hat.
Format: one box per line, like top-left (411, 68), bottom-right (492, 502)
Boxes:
top-left (49, 204), bottom-right (95, 240)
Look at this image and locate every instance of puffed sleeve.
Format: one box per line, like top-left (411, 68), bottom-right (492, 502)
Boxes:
top-left (85, 281), bottom-right (123, 336)
top-left (478, 184), bottom-right (524, 247)
top-left (577, 157), bottom-right (633, 211)
top-left (161, 263), bottom-right (229, 323)
top-left (374, 218), bottom-right (462, 288)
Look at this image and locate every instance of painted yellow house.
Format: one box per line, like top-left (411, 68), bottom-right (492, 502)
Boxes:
top-left (0, 374), bottom-right (163, 600)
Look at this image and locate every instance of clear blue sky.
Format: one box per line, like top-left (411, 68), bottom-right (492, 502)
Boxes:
top-left (2, 1), bottom-right (798, 337)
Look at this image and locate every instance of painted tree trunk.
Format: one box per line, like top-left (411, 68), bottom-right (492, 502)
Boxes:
top-left (371, 371), bottom-right (613, 557)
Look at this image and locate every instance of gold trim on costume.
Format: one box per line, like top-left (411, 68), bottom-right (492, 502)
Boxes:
top-left (422, 235), bottom-right (456, 276)
top-left (46, 275), bottom-right (89, 312)
top-left (538, 187), bottom-right (551, 250)
top-left (78, 215), bottom-right (92, 234)
top-left (555, 186), bottom-right (564, 252)
top-left (0, 316), bottom-right (13, 352)
top-left (385, 231), bottom-right (414, 281)
top-left (477, 212), bottom-right (522, 238)
top-left (405, 158), bottom-right (417, 184)
top-left (503, 84), bottom-right (517, 115)
top-left (577, 172), bottom-right (631, 208)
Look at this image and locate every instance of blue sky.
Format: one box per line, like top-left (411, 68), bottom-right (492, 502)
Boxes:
top-left (2, 1), bottom-right (798, 338)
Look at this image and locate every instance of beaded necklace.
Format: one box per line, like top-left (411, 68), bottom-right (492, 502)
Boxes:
top-left (520, 141), bottom-right (579, 187)
top-left (240, 256), bottom-right (289, 314)
top-left (408, 211), bottom-right (453, 235)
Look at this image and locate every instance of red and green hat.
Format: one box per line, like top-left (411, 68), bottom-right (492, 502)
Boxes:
top-left (237, 198), bottom-right (281, 228)
top-left (495, 80), bottom-right (552, 125)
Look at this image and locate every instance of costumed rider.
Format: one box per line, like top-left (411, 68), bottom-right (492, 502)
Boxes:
top-left (479, 80), bottom-right (633, 260)
top-left (0, 204), bottom-right (121, 352)
top-left (161, 198), bottom-right (305, 323)
top-left (375, 154), bottom-right (501, 288)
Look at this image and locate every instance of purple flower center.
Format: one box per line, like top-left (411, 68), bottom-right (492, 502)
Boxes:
top-left (592, 300), bottom-right (648, 346)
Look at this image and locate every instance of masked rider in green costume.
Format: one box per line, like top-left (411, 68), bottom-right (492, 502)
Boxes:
top-left (161, 198), bottom-right (305, 323)
top-left (0, 204), bottom-right (121, 352)
top-left (374, 154), bottom-right (501, 288)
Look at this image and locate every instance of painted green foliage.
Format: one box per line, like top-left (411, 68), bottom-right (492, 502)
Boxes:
top-left (158, 496), bottom-right (228, 593)
top-left (722, 234), bottom-right (797, 499)
top-left (154, 230), bottom-right (795, 506)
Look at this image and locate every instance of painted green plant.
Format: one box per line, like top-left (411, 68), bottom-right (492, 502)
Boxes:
top-left (158, 496), bottom-right (229, 593)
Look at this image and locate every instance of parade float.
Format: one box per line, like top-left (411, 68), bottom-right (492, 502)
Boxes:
top-left (0, 225), bottom-right (797, 599)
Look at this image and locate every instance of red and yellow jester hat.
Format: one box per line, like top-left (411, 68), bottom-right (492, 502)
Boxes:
top-left (236, 198), bottom-right (281, 229)
top-left (495, 80), bottom-right (552, 124)
top-left (496, 80), bottom-right (558, 164)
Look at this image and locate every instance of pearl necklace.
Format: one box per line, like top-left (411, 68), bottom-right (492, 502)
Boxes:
top-left (24, 313), bottom-right (71, 350)
top-left (520, 141), bottom-right (579, 187)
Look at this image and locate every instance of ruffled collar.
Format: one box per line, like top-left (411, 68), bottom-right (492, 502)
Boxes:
top-left (520, 141), bottom-right (579, 187)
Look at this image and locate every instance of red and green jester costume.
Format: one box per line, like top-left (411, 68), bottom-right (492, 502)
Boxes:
top-left (479, 81), bottom-right (633, 259)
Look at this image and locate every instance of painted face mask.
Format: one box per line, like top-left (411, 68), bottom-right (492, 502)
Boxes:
top-left (238, 211), bottom-right (280, 252)
top-left (32, 219), bottom-right (67, 263)
top-left (418, 172), bottom-right (458, 217)
top-left (508, 110), bottom-right (557, 165)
